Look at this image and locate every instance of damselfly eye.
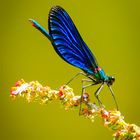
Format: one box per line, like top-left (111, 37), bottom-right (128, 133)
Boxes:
top-left (108, 76), bottom-right (115, 85)
top-left (111, 77), bottom-right (115, 82)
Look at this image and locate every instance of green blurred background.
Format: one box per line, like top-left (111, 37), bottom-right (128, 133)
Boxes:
top-left (0, 0), bottom-right (140, 139)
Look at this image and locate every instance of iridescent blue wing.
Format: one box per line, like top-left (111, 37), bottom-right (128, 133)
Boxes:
top-left (49, 6), bottom-right (98, 75)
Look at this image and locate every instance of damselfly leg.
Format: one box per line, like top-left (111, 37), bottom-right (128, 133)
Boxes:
top-left (79, 80), bottom-right (100, 115)
top-left (107, 85), bottom-right (119, 110)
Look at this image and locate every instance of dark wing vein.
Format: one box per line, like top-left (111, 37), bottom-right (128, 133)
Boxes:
top-left (48, 6), bottom-right (98, 75)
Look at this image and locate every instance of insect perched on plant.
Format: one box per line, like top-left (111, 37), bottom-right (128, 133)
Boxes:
top-left (29, 6), bottom-right (118, 111)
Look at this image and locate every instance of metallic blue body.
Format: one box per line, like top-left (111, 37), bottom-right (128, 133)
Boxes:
top-left (29, 6), bottom-right (118, 110)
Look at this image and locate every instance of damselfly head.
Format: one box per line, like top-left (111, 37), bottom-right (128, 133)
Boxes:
top-left (107, 76), bottom-right (115, 86)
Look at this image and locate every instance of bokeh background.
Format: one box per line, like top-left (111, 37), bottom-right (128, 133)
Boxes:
top-left (0, 0), bottom-right (140, 139)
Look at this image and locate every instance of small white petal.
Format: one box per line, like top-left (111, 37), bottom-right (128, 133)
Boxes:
top-left (13, 83), bottom-right (29, 95)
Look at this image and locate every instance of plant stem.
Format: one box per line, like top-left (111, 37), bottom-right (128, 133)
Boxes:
top-left (10, 79), bottom-right (140, 140)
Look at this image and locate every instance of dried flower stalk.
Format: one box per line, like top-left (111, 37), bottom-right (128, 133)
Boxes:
top-left (10, 79), bottom-right (140, 140)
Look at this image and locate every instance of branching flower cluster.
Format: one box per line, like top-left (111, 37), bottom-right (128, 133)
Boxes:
top-left (10, 79), bottom-right (140, 140)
